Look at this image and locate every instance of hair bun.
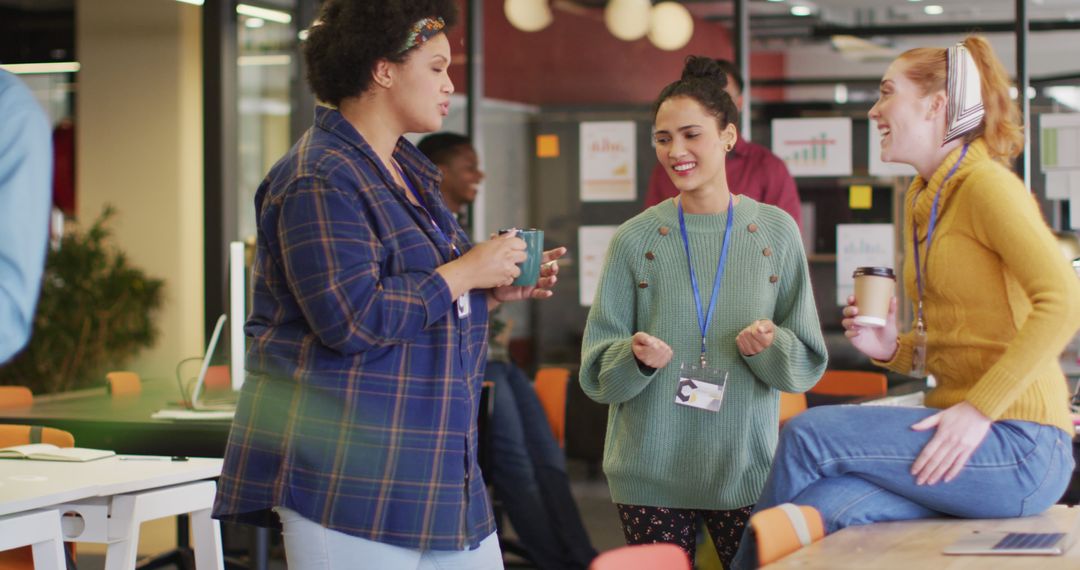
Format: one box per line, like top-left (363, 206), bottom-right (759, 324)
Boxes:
top-left (680, 56), bottom-right (728, 89)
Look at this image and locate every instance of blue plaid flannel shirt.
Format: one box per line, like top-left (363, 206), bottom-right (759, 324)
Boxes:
top-left (213, 106), bottom-right (494, 550)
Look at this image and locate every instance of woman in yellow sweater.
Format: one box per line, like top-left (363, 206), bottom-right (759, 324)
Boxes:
top-left (732, 35), bottom-right (1080, 568)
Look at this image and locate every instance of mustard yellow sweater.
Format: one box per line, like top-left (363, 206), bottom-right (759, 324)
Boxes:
top-left (876, 139), bottom-right (1080, 434)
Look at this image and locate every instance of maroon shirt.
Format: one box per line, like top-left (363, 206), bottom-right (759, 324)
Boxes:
top-left (645, 136), bottom-right (802, 227)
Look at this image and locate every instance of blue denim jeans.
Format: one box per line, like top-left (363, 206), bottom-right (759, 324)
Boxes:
top-left (486, 360), bottom-right (598, 570)
top-left (732, 405), bottom-right (1075, 569)
top-left (274, 507), bottom-right (502, 570)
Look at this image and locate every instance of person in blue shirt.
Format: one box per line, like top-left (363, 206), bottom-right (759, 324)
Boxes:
top-left (212, 2), bottom-right (566, 569)
top-left (0, 70), bottom-right (52, 365)
top-left (419, 132), bottom-right (598, 570)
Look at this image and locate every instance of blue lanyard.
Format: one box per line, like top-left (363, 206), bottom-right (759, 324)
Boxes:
top-left (678, 194), bottom-right (734, 363)
top-left (393, 161), bottom-right (460, 258)
top-left (912, 143), bottom-right (969, 325)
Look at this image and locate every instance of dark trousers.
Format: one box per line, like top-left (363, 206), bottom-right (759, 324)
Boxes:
top-left (487, 360), bottom-right (598, 570)
top-left (615, 503), bottom-right (754, 569)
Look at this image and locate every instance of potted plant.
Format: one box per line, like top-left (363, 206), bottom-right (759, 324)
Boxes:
top-left (0, 206), bottom-right (164, 394)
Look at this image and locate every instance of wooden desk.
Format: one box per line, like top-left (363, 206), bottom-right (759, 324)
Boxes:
top-left (767, 506), bottom-right (1080, 569)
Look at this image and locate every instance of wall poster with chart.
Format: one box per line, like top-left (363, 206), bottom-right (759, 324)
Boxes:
top-left (771, 117), bottom-right (852, 177)
top-left (580, 121), bottom-right (636, 202)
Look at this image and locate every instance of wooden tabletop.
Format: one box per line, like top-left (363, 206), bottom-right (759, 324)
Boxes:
top-left (766, 506), bottom-right (1080, 569)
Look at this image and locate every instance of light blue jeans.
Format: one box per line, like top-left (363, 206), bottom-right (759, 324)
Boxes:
top-left (732, 405), bottom-right (1075, 568)
top-left (275, 507), bottom-right (503, 570)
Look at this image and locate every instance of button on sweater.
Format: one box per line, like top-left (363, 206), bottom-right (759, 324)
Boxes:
top-left (581, 196), bottom-right (828, 510)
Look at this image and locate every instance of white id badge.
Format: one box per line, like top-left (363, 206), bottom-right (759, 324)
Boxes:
top-left (456, 292), bottom-right (471, 319)
top-left (674, 362), bottom-right (729, 412)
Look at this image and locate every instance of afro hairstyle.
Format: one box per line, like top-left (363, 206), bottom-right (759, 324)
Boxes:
top-left (303, 0), bottom-right (459, 107)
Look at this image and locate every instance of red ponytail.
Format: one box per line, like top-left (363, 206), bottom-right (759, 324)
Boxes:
top-left (897, 35), bottom-right (1024, 163)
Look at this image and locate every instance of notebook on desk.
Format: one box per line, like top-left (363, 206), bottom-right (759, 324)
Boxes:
top-left (943, 512), bottom-right (1080, 556)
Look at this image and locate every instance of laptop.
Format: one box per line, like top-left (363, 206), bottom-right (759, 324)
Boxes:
top-left (183, 314), bottom-right (238, 411)
top-left (943, 512), bottom-right (1080, 556)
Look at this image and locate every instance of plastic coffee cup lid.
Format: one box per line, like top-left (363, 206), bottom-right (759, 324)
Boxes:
top-left (853, 266), bottom-right (895, 279)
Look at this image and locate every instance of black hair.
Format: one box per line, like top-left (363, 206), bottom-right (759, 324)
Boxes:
top-left (417, 132), bottom-right (472, 166)
top-left (653, 56), bottom-right (740, 131)
top-left (303, 0), bottom-right (459, 107)
top-left (713, 59), bottom-right (744, 94)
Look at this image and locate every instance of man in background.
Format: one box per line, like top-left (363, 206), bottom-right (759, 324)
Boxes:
top-left (419, 132), bottom-right (598, 570)
top-left (0, 70), bottom-right (52, 364)
top-left (645, 59), bottom-right (802, 227)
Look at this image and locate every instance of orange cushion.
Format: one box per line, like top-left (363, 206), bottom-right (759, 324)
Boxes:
top-left (750, 504), bottom-right (825, 565)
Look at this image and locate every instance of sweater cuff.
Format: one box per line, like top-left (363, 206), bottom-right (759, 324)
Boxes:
top-left (872, 333), bottom-right (914, 375)
top-left (419, 271), bottom-right (455, 328)
top-left (599, 339), bottom-right (659, 403)
top-left (743, 328), bottom-right (795, 384)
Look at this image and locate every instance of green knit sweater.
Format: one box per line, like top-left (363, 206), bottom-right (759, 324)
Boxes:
top-left (580, 197), bottom-right (827, 510)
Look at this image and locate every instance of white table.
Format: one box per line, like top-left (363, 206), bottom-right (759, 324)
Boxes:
top-left (0, 456), bottom-right (224, 569)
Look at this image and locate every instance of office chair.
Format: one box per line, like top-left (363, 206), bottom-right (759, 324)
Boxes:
top-left (779, 370), bottom-right (889, 427)
top-left (0, 386), bottom-right (33, 409)
top-left (0, 425), bottom-right (78, 570)
top-left (533, 367), bottom-right (570, 448)
top-left (588, 543), bottom-right (690, 570)
top-left (105, 371), bottom-right (142, 396)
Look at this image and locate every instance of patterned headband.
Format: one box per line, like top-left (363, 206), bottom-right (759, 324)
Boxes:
top-left (943, 43), bottom-right (985, 146)
top-left (398, 17), bottom-right (446, 54)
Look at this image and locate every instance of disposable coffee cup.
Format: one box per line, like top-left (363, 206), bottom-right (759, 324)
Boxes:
top-left (852, 266), bottom-right (895, 328)
top-left (497, 228), bottom-right (544, 287)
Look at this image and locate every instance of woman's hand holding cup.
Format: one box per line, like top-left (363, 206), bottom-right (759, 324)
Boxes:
top-left (842, 296), bottom-right (900, 361)
top-left (438, 232), bottom-right (525, 297)
top-left (491, 246), bottom-right (568, 302)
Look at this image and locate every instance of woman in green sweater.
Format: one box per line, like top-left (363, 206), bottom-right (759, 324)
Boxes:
top-left (579, 56), bottom-right (827, 567)
top-left (732, 36), bottom-right (1080, 569)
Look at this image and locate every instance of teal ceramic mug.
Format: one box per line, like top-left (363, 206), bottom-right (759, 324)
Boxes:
top-left (498, 228), bottom-right (544, 287)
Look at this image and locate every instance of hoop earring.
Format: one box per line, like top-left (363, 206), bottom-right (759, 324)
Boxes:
top-left (724, 143), bottom-right (734, 152)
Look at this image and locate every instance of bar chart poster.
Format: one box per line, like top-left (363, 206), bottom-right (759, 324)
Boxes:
top-left (1040, 113), bottom-right (1080, 171)
top-left (771, 117), bottom-right (852, 177)
top-left (580, 121), bottom-right (637, 202)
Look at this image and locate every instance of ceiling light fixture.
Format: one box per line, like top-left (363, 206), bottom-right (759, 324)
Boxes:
top-left (236, 4), bottom-right (291, 24)
top-left (0, 62), bottom-right (81, 74)
top-left (648, 2), bottom-right (694, 51)
top-left (504, 0), bottom-right (554, 32)
top-left (924, 5), bottom-right (944, 15)
top-left (604, 0), bottom-right (651, 41)
top-left (791, 5), bottom-right (813, 17)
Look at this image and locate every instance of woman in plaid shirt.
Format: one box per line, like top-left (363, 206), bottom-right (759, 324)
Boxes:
top-left (212, 1), bottom-right (565, 568)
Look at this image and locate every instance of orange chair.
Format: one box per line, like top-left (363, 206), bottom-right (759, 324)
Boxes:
top-left (748, 504), bottom-right (825, 566)
top-left (589, 543), bottom-right (690, 570)
top-left (779, 392), bottom-right (807, 427)
top-left (0, 386), bottom-right (32, 409)
top-left (0, 425), bottom-right (77, 570)
top-left (105, 371), bottom-right (142, 396)
top-left (779, 370), bottom-right (888, 427)
top-left (533, 367), bottom-right (570, 448)
top-left (812, 370), bottom-right (887, 398)
top-left (203, 365), bottom-right (231, 391)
